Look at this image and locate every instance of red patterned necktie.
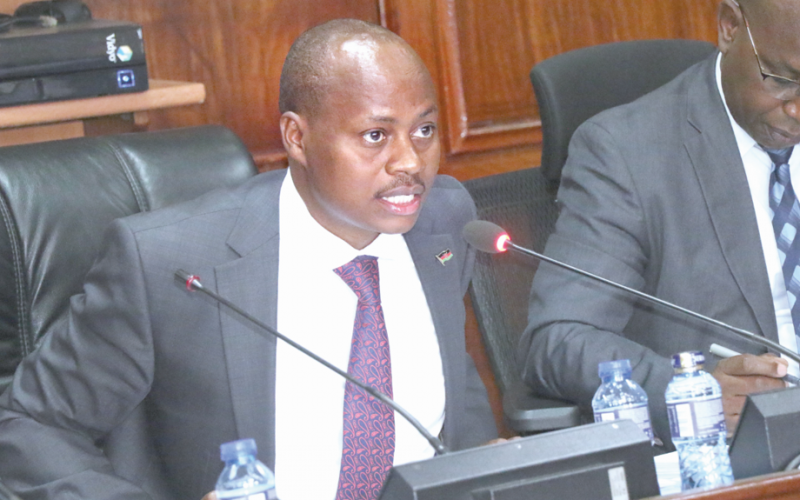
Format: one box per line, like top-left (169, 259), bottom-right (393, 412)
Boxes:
top-left (333, 255), bottom-right (395, 500)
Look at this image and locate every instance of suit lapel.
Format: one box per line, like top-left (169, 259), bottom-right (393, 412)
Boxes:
top-left (215, 170), bottom-right (284, 469)
top-left (684, 57), bottom-right (778, 340)
top-left (404, 219), bottom-right (463, 443)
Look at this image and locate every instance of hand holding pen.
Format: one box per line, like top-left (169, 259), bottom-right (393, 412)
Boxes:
top-left (709, 343), bottom-right (800, 385)
top-left (707, 344), bottom-right (792, 434)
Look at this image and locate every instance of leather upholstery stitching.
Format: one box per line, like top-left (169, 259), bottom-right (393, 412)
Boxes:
top-left (108, 139), bottom-right (149, 212)
top-left (0, 191), bottom-right (30, 356)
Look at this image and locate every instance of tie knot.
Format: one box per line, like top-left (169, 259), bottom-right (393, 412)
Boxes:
top-left (766, 146), bottom-right (794, 167)
top-left (334, 255), bottom-right (381, 305)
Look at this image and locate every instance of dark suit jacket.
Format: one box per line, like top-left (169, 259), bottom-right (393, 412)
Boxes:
top-left (521, 53), bottom-right (777, 448)
top-left (0, 169), bottom-right (496, 500)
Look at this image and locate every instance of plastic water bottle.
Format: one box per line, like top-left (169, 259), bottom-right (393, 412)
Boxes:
top-left (591, 359), bottom-right (654, 444)
top-left (665, 351), bottom-right (734, 491)
top-left (215, 438), bottom-right (278, 500)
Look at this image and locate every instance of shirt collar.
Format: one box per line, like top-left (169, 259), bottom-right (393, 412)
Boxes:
top-left (280, 170), bottom-right (406, 270)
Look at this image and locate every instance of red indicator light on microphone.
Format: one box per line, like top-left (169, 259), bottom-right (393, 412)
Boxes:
top-left (185, 274), bottom-right (199, 291)
top-left (495, 234), bottom-right (511, 252)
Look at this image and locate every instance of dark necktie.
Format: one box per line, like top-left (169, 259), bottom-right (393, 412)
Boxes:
top-left (333, 255), bottom-right (395, 500)
top-left (767, 146), bottom-right (800, 342)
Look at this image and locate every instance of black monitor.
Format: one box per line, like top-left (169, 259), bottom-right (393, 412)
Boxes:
top-left (729, 385), bottom-right (800, 479)
top-left (379, 420), bottom-right (659, 500)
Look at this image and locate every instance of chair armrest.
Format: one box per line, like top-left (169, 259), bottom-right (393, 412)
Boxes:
top-left (503, 379), bottom-right (582, 433)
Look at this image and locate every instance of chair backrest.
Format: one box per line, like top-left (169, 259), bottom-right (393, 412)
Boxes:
top-left (531, 39), bottom-right (717, 182)
top-left (467, 39), bottom-right (715, 419)
top-left (463, 168), bottom-right (560, 394)
top-left (0, 125), bottom-right (258, 390)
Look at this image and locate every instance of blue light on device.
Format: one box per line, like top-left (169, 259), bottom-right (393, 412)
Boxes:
top-left (117, 69), bottom-right (135, 89)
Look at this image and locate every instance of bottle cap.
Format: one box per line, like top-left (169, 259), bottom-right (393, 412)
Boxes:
top-left (220, 438), bottom-right (257, 462)
top-left (671, 351), bottom-right (705, 371)
top-left (598, 359), bottom-right (632, 379)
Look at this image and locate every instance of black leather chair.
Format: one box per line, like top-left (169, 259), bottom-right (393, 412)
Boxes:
top-left (0, 125), bottom-right (258, 392)
top-left (464, 39), bottom-right (718, 433)
top-left (531, 39), bottom-right (717, 181)
top-left (464, 168), bottom-right (581, 433)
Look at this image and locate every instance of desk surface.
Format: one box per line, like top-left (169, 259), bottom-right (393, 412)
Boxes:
top-left (0, 80), bottom-right (206, 129)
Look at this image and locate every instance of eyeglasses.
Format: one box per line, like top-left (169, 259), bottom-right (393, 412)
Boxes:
top-left (736, 1), bottom-right (800, 100)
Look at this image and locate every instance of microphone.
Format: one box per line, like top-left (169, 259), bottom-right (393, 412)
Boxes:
top-left (174, 269), bottom-right (449, 456)
top-left (462, 220), bottom-right (800, 365)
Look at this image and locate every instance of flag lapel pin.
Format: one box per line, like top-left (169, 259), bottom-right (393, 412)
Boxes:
top-left (436, 249), bottom-right (453, 266)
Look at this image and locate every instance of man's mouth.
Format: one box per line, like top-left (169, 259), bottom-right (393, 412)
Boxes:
top-left (769, 124), bottom-right (800, 145)
top-left (377, 184), bottom-right (425, 215)
top-left (381, 193), bottom-right (416, 205)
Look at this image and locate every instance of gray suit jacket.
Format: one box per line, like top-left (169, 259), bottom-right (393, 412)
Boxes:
top-left (0, 169), bottom-right (496, 500)
top-left (521, 53), bottom-right (777, 448)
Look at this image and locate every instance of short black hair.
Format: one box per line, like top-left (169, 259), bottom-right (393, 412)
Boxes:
top-left (279, 19), bottom-right (408, 115)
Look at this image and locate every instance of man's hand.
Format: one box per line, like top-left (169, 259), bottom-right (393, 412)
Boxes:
top-left (484, 436), bottom-right (521, 446)
top-left (201, 492), bottom-right (217, 500)
top-left (711, 353), bottom-right (788, 435)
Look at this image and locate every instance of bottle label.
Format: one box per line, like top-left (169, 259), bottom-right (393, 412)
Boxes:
top-left (593, 402), bottom-right (654, 441)
top-left (667, 395), bottom-right (725, 439)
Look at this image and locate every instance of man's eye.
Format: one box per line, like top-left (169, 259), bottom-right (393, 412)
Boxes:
top-left (364, 130), bottom-right (385, 143)
top-left (413, 124), bottom-right (436, 138)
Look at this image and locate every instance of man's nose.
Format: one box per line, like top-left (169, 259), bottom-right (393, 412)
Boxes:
top-left (386, 134), bottom-right (423, 175)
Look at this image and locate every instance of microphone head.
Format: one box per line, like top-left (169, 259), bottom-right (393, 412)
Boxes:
top-left (462, 220), bottom-right (511, 253)
top-left (175, 269), bottom-right (203, 291)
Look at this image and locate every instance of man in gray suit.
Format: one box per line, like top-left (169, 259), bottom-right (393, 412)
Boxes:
top-left (0, 19), bottom-right (496, 500)
top-left (522, 0), bottom-right (799, 448)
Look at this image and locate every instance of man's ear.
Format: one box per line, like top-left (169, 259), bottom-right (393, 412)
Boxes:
top-left (280, 111), bottom-right (307, 166)
top-left (718, 0), bottom-right (742, 54)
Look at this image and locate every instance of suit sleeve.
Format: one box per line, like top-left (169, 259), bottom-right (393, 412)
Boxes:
top-left (519, 120), bottom-right (674, 446)
top-left (0, 219), bottom-right (156, 500)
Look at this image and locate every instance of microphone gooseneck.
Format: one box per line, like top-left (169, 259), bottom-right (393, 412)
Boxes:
top-left (462, 220), bottom-right (800, 365)
top-left (174, 269), bottom-right (449, 456)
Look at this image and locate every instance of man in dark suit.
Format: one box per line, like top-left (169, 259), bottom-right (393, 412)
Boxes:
top-left (522, 0), bottom-right (799, 448)
top-left (0, 19), bottom-right (496, 500)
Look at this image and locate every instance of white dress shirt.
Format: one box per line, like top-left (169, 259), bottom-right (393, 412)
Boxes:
top-left (274, 171), bottom-right (445, 499)
top-left (716, 54), bottom-right (800, 376)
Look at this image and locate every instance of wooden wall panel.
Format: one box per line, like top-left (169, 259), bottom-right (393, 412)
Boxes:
top-left (388, 0), bottom-right (720, 165)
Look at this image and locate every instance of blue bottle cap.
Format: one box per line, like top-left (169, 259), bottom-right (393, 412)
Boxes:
top-left (220, 438), bottom-right (257, 462)
top-left (598, 359), bottom-right (632, 379)
top-left (671, 351), bottom-right (705, 370)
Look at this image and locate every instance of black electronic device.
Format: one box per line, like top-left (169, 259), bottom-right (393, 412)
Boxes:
top-left (729, 385), bottom-right (800, 479)
top-left (0, 18), bottom-right (147, 106)
top-left (0, 19), bottom-right (146, 81)
top-left (379, 420), bottom-right (659, 500)
top-left (0, 63), bottom-right (148, 107)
